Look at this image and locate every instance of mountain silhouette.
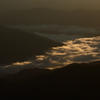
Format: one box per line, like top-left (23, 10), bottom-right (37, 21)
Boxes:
top-left (0, 25), bottom-right (62, 64)
top-left (0, 61), bottom-right (100, 99)
top-left (0, 7), bottom-right (100, 27)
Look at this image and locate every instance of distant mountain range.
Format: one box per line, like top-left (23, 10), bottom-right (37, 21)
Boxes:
top-left (0, 7), bottom-right (100, 27)
top-left (0, 25), bottom-right (62, 64)
top-left (0, 61), bottom-right (100, 99)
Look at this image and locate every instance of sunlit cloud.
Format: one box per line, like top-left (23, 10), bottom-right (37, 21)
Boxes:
top-left (5, 61), bottom-right (32, 68)
top-left (1, 35), bottom-right (100, 74)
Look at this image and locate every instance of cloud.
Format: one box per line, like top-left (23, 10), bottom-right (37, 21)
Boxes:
top-left (1, 35), bottom-right (100, 74)
top-left (9, 25), bottom-right (100, 36)
top-left (34, 32), bottom-right (83, 42)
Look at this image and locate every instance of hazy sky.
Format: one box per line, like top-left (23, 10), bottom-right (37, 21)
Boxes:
top-left (0, 0), bottom-right (100, 11)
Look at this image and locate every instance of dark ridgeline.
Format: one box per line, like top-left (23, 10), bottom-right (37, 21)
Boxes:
top-left (0, 7), bottom-right (100, 27)
top-left (0, 25), bottom-right (62, 65)
top-left (0, 61), bottom-right (100, 99)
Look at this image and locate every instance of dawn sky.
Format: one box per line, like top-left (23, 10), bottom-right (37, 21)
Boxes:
top-left (0, 0), bottom-right (100, 11)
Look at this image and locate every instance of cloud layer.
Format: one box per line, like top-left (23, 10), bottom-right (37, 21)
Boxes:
top-left (0, 35), bottom-right (100, 74)
top-left (9, 25), bottom-right (100, 36)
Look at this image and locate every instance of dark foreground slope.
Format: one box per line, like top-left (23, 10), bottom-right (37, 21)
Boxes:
top-left (0, 25), bottom-right (62, 64)
top-left (1, 8), bottom-right (100, 27)
top-left (0, 61), bottom-right (100, 99)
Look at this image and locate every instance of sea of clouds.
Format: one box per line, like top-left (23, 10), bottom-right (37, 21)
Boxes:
top-left (0, 35), bottom-right (100, 74)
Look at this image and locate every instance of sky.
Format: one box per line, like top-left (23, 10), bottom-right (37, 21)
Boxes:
top-left (0, 0), bottom-right (100, 11)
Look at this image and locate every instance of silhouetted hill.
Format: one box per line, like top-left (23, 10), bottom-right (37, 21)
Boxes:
top-left (0, 25), bottom-right (62, 64)
top-left (0, 61), bottom-right (100, 99)
top-left (0, 8), bottom-right (100, 27)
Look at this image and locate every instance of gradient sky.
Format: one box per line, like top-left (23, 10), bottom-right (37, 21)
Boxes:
top-left (0, 0), bottom-right (100, 11)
